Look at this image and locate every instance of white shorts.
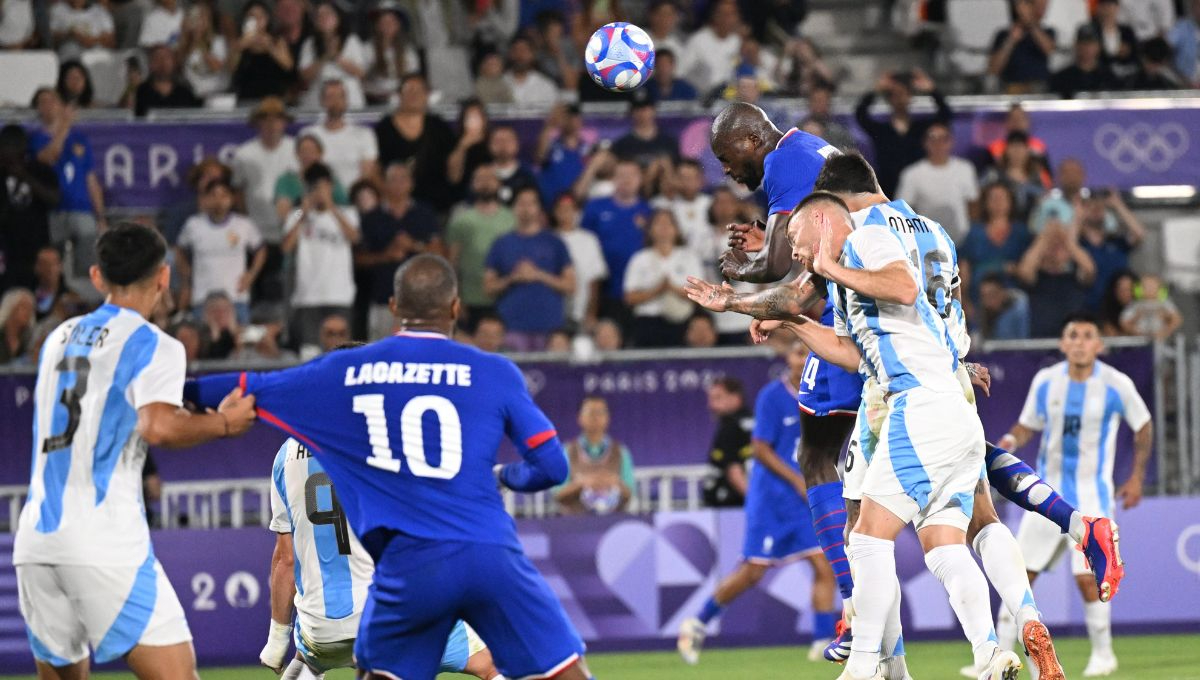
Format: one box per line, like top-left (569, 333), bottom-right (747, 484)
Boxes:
top-left (863, 386), bottom-right (985, 532)
top-left (841, 403), bottom-right (874, 503)
top-left (1016, 511), bottom-right (1089, 575)
top-left (17, 556), bottom-right (191, 665)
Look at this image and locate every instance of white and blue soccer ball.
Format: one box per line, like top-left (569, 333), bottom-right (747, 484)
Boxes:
top-left (584, 22), bottom-right (655, 92)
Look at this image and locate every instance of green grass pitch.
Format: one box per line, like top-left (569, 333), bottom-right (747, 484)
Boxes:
top-left (2, 634), bottom-right (1198, 679)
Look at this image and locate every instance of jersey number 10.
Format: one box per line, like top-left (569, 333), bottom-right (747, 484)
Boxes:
top-left (352, 394), bottom-right (463, 479)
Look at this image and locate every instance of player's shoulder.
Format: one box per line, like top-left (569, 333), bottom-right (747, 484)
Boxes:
top-left (1093, 361), bottom-right (1136, 389)
top-left (1033, 361), bottom-right (1068, 384)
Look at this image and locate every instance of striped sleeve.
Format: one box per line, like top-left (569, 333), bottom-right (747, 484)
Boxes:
top-left (1019, 368), bottom-right (1051, 431)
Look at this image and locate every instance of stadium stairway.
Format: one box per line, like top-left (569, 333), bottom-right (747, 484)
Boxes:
top-left (803, 0), bottom-right (930, 94)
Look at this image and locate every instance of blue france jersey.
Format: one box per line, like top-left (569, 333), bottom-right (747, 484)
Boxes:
top-left (761, 128), bottom-right (840, 217)
top-left (1018, 360), bottom-right (1150, 516)
top-left (188, 332), bottom-right (565, 553)
top-left (750, 378), bottom-right (803, 499)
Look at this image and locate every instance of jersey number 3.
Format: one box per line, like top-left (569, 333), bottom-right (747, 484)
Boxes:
top-left (352, 394), bottom-right (463, 479)
top-left (43, 356), bottom-right (91, 453)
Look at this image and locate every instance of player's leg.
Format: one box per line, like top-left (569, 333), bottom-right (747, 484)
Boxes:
top-left (806, 551), bottom-right (838, 658)
top-left (800, 413), bottom-right (857, 602)
top-left (442, 622), bottom-right (502, 680)
top-left (124, 643), bottom-right (199, 680)
top-left (983, 444), bottom-right (1124, 601)
top-left (280, 656), bottom-right (322, 680)
top-left (997, 513), bottom-right (1068, 660)
top-left (1073, 553), bottom-right (1118, 677)
top-left (680, 560), bottom-right (769, 663)
top-left (17, 564), bottom-right (92, 680)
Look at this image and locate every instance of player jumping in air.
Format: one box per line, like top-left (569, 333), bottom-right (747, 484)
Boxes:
top-left (679, 340), bottom-right (839, 664)
top-left (186, 254), bottom-right (592, 680)
top-left (15, 223), bottom-right (257, 679)
top-left (995, 313), bottom-right (1150, 677)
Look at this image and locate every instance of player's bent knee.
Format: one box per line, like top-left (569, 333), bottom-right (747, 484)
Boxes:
top-left (35, 660), bottom-right (89, 680)
top-left (916, 524), bottom-right (968, 553)
top-left (124, 641), bottom-right (198, 680)
top-left (744, 562), bottom-right (770, 585)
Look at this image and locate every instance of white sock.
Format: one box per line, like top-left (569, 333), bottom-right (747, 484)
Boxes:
top-left (1068, 512), bottom-right (1085, 544)
top-left (973, 522), bottom-right (1040, 625)
top-left (880, 575), bottom-right (903, 659)
top-left (925, 544), bottom-right (998, 669)
top-left (880, 654), bottom-right (910, 680)
top-left (846, 532), bottom-right (897, 678)
top-left (281, 659), bottom-right (319, 680)
top-left (1084, 600), bottom-right (1114, 657)
top-left (996, 605), bottom-right (1019, 653)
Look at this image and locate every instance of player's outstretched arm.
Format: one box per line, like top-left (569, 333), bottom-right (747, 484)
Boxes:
top-left (720, 212), bottom-right (794, 283)
top-left (685, 273), bottom-right (824, 321)
top-left (769, 318), bottom-right (862, 374)
top-left (497, 360), bottom-right (570, 492)
top-left (260, 532), bottom-right (296, 673)
top-left (137, 388), bottom-right (256, 448)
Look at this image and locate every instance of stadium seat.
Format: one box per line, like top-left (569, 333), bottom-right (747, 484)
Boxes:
top-left (1161, 216), bottom-right (1200, 293)
top-left (946, 0), bottom-right (1011, 77)
top-left (81, 48), bottom-right (142, 108)
top-left (0, 51), bottom-right (57, 108)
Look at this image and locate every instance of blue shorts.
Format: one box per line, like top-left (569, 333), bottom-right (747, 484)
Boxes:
top-left (294, 612), bottom-right (472, 674)
top-left (743, 471), bottom-right (820, 563)
top-left (355, 536), bottom-right (585, 680)
top-left (797, 352), bottom-right (863, 417)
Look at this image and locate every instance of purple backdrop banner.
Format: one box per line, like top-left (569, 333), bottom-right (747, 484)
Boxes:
top-left (55, 101), bottom-right (1200, 209)
top-left (1, 497), bottom-right (1197, 671)
top-left (0, 346), bottom-right (1155, 486)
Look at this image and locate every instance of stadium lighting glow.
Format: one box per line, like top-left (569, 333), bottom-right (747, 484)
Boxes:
top-left (1130, 185), bottom-right (1197, 200)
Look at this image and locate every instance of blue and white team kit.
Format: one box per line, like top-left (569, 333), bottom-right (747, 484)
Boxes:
top-left (187, 331), bottom-right (585, 680)
top-left (15, 304), bottom-right (192, 665)
top-left (1014, 361), bottom-right (1150, 574)
top-left (270, 438), bottom-right (485, 674)
top-left (744, 379), bottom-right (820, 563)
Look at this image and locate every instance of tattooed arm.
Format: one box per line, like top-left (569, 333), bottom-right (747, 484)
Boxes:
top-left (684, 272), bottom-right (826, 321)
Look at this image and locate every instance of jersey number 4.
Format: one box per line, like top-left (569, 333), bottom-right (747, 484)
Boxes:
top-left (352, 394), bottom-right (463, 479)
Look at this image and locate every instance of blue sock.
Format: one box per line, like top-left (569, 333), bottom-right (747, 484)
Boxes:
top-left (985, 444), bottom-right (1077, 536)
top-left (808, 481), bottom-right (853, 600)
top-left (697, 597), bottom-right (723, 625)
top-left (813, 610), bottom-right (837, 640)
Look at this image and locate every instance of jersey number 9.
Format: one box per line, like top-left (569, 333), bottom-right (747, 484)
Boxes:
top-left (305, 471), bottom-right (352, 555)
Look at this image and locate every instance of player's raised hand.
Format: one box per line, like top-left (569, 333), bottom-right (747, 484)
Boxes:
top-left (811, 216), bottom-right (838, 278)
top-left (216, 387), bottom-right (257, 437)
top-left (727, 222), bottom-right (765, 252)
top-left (749, 318), bottom-right (784, 344)
top-left (967, 362), bottom-right (991, 397)
top-left (719, 247), bottom-right (751, 280)
top-left (1117, 475), bottom-right (1143, 509)
top-left (685, 277), bottom-right (735, 312)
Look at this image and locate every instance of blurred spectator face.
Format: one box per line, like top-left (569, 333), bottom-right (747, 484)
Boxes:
top-left (593, 320), bottom-right (623, 350)
top-left (1005, 105), bottom-right (1030, 132)
top-left (677, 163), bottom-right (703, 199)
top-left (149, 45), bottom-right (176, 80)
top-left (1014, 0), bottom-right (1038, 26)
top-left (275, 0), bottom-right (304, 29)
top-left (578, 397), bottom-right (611, 435)
top-left (203, 182), bottom-right (234, 221)
top-left (983, 184), bottom-right (1013, 220)
top-left (488, 128), bottom-right (519, 164)
top-left (375, 10), bottom-right (401, 41)
top-left (631, 103), bottom-right (655, 129)
top-left (649, 2), bottom-right (679, 35)
top-left (654, 50), bottom-right (677, 82)
top-left (191, 160), bottom-right (227, 197)
top-left (710, 0), bottom-right (740, 35)
top-left (1058, 159), bottom-right (1086, 194)
top-left (1075, 35), bottom-right (1101, 66)
top-left (296, 136), bottom-right (323, 169)
top-left (319, 315), bottom-right (350, 352)
top-left (258, 113), bottom-right (288, 145)
top-left (562, 108), bottom-right (582, 136)
top-left (885, 77), bottom-right (912, 112)
top-left (685, 315), bottom-right (717, 347)
top-left (1095, 0), bottom-right (1118, 23)
top-left (353, 182), bottom-right (380, 213)
top-left (1140, 274), bottom-right (1164, 299)
top-left (385, 163), bottom-right (414, 201)
top-left (204, 295), bottom-right (237, 330)
top-left (808, 86), bottom-right (832, 118)
top-left (474, 318), bottom-right (505, 352)
top-left (710, 188), bottom-right (739, 224)
top-left (1113, 273), bottom-right (1135, 306)
top-left (740, 39), bottom-right (761, 65)
top-left (508, 39), bottom-right (536, 73)
top-left (308, 176), bottom-right (334, 209)
top-left (1080, 196), bottom-right (1108, 229)
top-left (35, 248), bottom-right (62, 287)
top-left (174, 325), bottom-right (201, 362)
top-left (648, 211), bottom-right (680, 248)
top-left (1039, 226), bottom-right (1072, 271)
top-left (479, 52), bottom-right (505, 79)
top-left (800, 118), bottom-right (825, 138)
top-left (513, 189), bottom-right (543, 228)
top-left (553, 194), bottom-right (580, 229)
top-left (244, 5), bottom-right (269, 35)
top-left (321, 81), bottom-right (348, 118)
top-left (979, 279), bottom-right (1008, 314)
top-left (399, 76), bottom-right (430, 114)
top-left (62, 66), bottom-right (88, 102)
top-left (923, 124), bottom-right (953, 162)
top-left (546, 331), bottom-right (571, 353)
top-left (315, 2), bottom-right (340, 35)
top-left (471, 164), bottom-right (501, 200)
top-left (707, 382), bottom-right (742, 416)
top-left (34, 90), bottom-right (64, 126)
top-left (1003, 137), bottom-right (1031, 169)
top-left (613, 161), bottom-right (643, 199)
top-left (735, 76), bottom-right (759, 103)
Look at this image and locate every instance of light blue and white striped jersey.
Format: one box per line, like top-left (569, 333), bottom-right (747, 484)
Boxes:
top-left (851, 199), bottom-right (971, 357)
top-left (830, 225), bottom-right (961, 395)
top-left (14, 303), bottom-right (185, 566)
top-left (270, 438), bottom-right (374, 643)
top-left (1018, 360), bottom-right (1150, 517)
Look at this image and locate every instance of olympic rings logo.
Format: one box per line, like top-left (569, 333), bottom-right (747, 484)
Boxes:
top-left (1093, 123), bottom-right (1189, 174)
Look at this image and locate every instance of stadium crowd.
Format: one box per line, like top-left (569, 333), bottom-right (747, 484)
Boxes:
top-left (0, 0), bottom-right (1191, 365)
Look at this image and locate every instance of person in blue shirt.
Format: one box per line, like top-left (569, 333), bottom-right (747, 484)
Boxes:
top-left (185, 254), bottom-right (593, 680)
top-left (536, 103), bottom-right (586, 209)
top-left (483, 186), bottom-right (575, 351)
top-left (580, 159), bottom-right (653, 322)
top-left (644, 49), bottom-right (699, 102)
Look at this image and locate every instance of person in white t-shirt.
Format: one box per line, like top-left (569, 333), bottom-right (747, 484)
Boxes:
top-left (552, 193), bottom-right (607, 331)
top-left (175, 178), bottom-right (266, 325)
top-left (178, 2), bottom-right (230, 97)
top-left (232, 97), bottom-right (298, 246)
top-left (504, 36), bottom-right (559, 107)
top-left (680, 0), bottom-right (743, 95)
top-left (623, 209), bottom-right (703, 347)
top-left (299, 1), bottom-right (367, 109)
top-left (50, 0), bottom-right (116, 60)
top-left (281, 163), bottom-right (360, 350)
top-left (896, 122), bottom-right (980, 242)
top-left (300, 80), bottom-right (379, 190)
top-left (138, 0), bottom-right (184, 47)
top-left (664, 160), bottom-right (713, 257)
top-left (362, 2), bottom-right (421, 105)
top-left (0, 0), bottom-right (35, 49)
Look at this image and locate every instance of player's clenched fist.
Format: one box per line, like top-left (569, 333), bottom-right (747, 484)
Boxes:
top-left (216, 387), bottom-right (257, 437)
top-left (259, 620), bottom-right (292, 673)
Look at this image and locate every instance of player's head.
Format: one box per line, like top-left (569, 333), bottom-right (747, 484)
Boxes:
top-left (786, 191), bottom-right (853, 274)
top-left (710, 101), bottom-right (780, 191)
top-left (578, 396), bottom-right (610, 436)
top-left (813, 153), bottom-right (882, 199)
top-left (91, 222), bottom-right (170, 306)
top-left (707, 376), bottom-right (744, 416)
top-left (390, 254), bottom-right (461, 331)
top-left (1059, 312), bottom-right (1104, 368)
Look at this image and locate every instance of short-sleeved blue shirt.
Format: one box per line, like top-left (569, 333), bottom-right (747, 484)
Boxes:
top-left (485, 230), bottom-right (571, 333)
top-left (581, 196), bottom-right (653, 298)
top-left (29, 128), bottom-right (94, 212)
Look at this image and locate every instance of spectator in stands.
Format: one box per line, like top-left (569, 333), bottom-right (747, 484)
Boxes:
top-left (472, 314), bottom-right (507, 353)
top-left (986, 104), bottom-right (1048, 165)
top-left (139, 0), bottom-right (184, 48)
top-left (1120, 274), bottom-right (1182, 340)
top-left (0, 288), bottom-right (34, 364)
top-left (533, 10), bottom-right (579, 91)
top-left (777, 37), bottom-right (835, 98)
top-left (198, 291), bottom-right (239, 360)
top-left (232, 98), bottom-right (297, 281)
top-left (447, 99), bottom-right (493, 194)
top-left (446, 164), bottom-right (515, 328)
top-left (1031, 158), bottom-right (1088, 232)
top-left (230, 1), bottom-right (297, 102)
top-left (376, 73), bottom-right (457, 212)
top-left (1128, 37), bottom-right (1185, 89)
top-left (274, 0), bottom-right (312, 63)
top-left (505, 35), bottom-right (560, 107)
top-left (685, 313), bottom-right (719, 348)
top-left (1100, 270), bottom-right (1137, 335)
top-left (959, 182), bottom-right (1032, 306)
top-left (591, 317), bottom-right (624, 351)
top-left (179, 2), bottom-right (231, 99)
top-left (1016, 217), bottom-right (1096, 338)
top-left (556, 396), bottom-right (635, 515)
top-left (470, 0), bottom-right (520, 55)
top-left (582, 159), bottom-right (653, 323)
top-left (134, 44), bottom-right (202, 117)
top-left (646, 0), bottom-right (685, 58)
top-left (980, 130), bottom-right (1048, 223)
top-left (301, 80), bottom-right (379, 190)
top-left (475, 49), bottom-right (515, 104)
top-left (683, 0), bottom-right (743, 97)
top-left (56, 61), bottom-right (95, 109)
top-left (546, 329), bottom-right (572, 353)
top-left (231, 304), bottom-right (296, 362)
top-left (30, 88), bottom-right (106, 290)
top-left (281, 163), bottom-right (359, 350)
top-left (484, 186), bottom-right (574, 351)
top-left (895, 122), bottom-right (978, 242)
top-left (1078, 190), bottom-right (1145, 313)
top-left (536, 103), bottom-right (586, 208)
top-left (50, 0), bottom-right (116, 59)
top-left (160, 156), bottom-right (231, 245)
top-left (976, 273), bottom-right (1031, 341)
top-left (726, 38), bottom-right (780, 97)
top-left (987, 0), bottom-right (1057, 93)
top-left (612, 97), bottom-right (681, 169)
top-left (802, 81), bottom-right (855, 152)
top-left (299, 1), bottom-right (366, 109)
top-left (275, 136), bottom-right (349, 225)
top-left (176, 178), bottom-right (265, 324)
top-left (317, 313), bottom-right (351, 354)
top-left (1093, 0), bottom-right (1141, 82)
top-left (1051, 25), bottom-right (1121, 98)
top-left (0, 124), bottom-right (58, 294)
top-left (854, 68), bottom-right (951, 196)
top-left (363, 1), bottom-right (421, 105)
top-left (666, 159), bottom-right (713, 253)
top-left (172, 321), bottom-right (201, 363)
top-left (489, 126), bottom-right (539, 205)
top-left (1169, 0), bottom-right (1200, 87)
top-left (0, 0), bottom-right (35, 49)
top-left (553, 193), bottom-right (606, 332)
top-left (623, 209), bottom-right (702, 347)
top-left (32, 247), bottom-right (67, 322)
top-left (703, 376), bottom-right (751, 507)
top-left (645, 48), bottom-right (698, 102)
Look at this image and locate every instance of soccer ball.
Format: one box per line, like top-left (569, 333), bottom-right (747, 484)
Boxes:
top-left (584, 22), bottom-right (655, 92)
